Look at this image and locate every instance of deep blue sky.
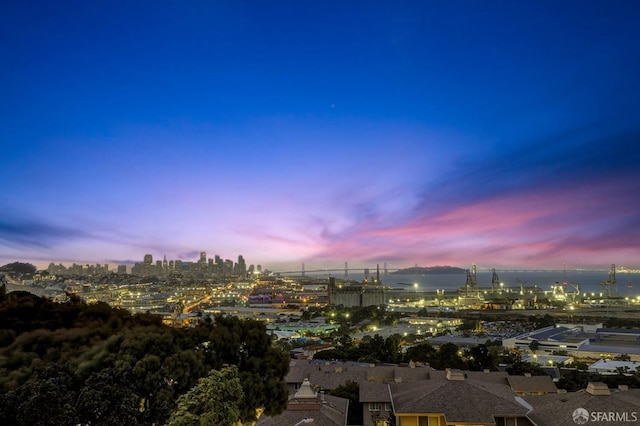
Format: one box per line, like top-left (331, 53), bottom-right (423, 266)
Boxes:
top-left (2, 1), bottom-right (640, 270)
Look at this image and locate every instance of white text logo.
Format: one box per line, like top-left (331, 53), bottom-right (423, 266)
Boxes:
top-left (573, 407), bottom-right (639, 424)
top-left (573, 408), bottom-right (589, 424)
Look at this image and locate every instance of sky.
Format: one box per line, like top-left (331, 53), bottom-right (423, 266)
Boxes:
top-left (1, 1), bottom-right (640, 271)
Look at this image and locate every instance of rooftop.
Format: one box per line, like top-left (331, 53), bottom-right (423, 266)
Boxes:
top-left (529, 326), bottom-right (571, 341)
top-left (506, 375), bottom-right (558, 394)
top-left (256, 378), bottom-right (349, 426)
top-left (391, 378), bottom-right (529, 423)
top-left (522, 388), bottom-right (640, 426)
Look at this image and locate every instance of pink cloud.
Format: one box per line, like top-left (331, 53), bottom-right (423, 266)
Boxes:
top-left (304, 175), bottom-right (640, 268)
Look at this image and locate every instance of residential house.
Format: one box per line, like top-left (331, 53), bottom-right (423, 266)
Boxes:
top-left (506, 374), bottom-right (558, 396)
top-left (390, 369), bottom-right (535, 426)
top-left (256, 378), bottom-right (349, 426)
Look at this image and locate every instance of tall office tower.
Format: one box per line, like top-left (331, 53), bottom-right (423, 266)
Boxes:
top-left (257, 265), bottom-right (262, 273)
top-left (236, 255), bottom-right (247, 276)
top-left (214, 255), bottom-right (222, 275)
top-left (156, 260), bottom-right (162, 274)
top-left (175, 260), bottom-right (183, 271)
top-left (199, 252), bottom-right (207, 263)
top-left (224, 259), bottom-right (233, 275)
top-left (163, 255), bottom-right (168, 273)
top-left (47, 263), bottom-right (59, 274)
top-left (169, 260), bottom-right (174, 271)
top-left (117, 265), bottom-right (127, 274)
top-left (143, 254), bottom-right (153, 265)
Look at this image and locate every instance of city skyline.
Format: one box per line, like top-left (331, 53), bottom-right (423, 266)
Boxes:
top-left (17, 251), bottom-right (636, 275)
top-left (2, 1), bottom-right (640, 270)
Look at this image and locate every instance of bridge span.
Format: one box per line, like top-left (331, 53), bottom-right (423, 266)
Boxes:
top-left (273, 268), bottom-right (400, 276)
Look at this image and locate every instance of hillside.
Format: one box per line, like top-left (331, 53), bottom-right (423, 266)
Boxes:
top-left (390, 265), bottom-right (466, 275)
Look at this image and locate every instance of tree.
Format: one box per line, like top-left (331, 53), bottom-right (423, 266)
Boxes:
top-left (557, 370), bottom-right (590, 392)
top-left (382, 334), bottom-right (403, 363)
top-left (75, 368), bottom-right (140, 425)
top-left (313, 348), bottom-right (348, 361)
top-left (531, 314), bottom-right (555, 329)
top-left (202, 315), bottom-right (289, 421)
top-left (337, 333), bottom-right (353, 349)
top-left (528, 340), bottom-right (540, 353)
top-left (328, 380), bottom-right (362, 425)
top-left (0, 294), bottom-right (289, 425)
top-left (430, 343), bottom-right (464, 370)
top-left (0, 279), bottom-right (6, 302)
top-left (404, 342), bottom-right (436, 364)
top-left (355, 334), bottom-right (388, 362)
top-left (0, 262), bottom-right (37, 275)
top-left (169, 366), bottom-right (244, 426)
top-left (456, 319), bottom-right (479, 332)
top-left (1, 364), bottom-right (80, 426)
top-left (572, 361), bottom-right (589, 371)
top-left (506, 361), bottom-right (547, 376)
top-left (468, 344), bottom-right (496, 371)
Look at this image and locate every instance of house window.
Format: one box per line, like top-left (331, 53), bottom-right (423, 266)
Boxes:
top-left (369, 402), bottom-right (381, 411)
top-left (418, 415), bottom-right (439, 426)
top-left (384, 403), bottom-right (392, 411)
top-left (497, 417), bottom-right (518, 426)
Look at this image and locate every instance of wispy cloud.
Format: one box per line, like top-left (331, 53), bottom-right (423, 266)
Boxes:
top-left (0, 217), bottom-right (91, 249)
top-left (305, 125), bottom-right (640, 267)
top-left (415, 126), bottom-right (640, 216)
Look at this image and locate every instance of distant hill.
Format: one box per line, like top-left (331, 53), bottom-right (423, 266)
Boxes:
top-left (391, 266), bottom-right (466, 275)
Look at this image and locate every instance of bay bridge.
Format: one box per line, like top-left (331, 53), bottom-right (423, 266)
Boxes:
top-left (270, 262), bottom-right (611, 278)
top-left (272, 262), bottom-right (399, 277)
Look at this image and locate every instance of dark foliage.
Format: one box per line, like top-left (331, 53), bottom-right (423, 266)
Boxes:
top-left (0, 262), bottom-right (37, 275)
top-left (557, 370), bottom-right (640, 392)
top-left (403, 342), bottom-right (436, 363)
top-left (327, 380), bottom-right (363, 425)
top-left (427, 342), bottom-right (465, 370)
top-left (506, 361), bottom-right (548, 376)
top-left (314, 333), bottom-right (404, 364)
top-left (0, 292), bottom-right (289, 425)
top-left (467, 344), bottom-right (497, 371)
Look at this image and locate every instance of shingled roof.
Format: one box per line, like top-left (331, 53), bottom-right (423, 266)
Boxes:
top-left (522, 388), bottom-right (640, 426)
top-left (507, 375), bottom-right (558, 394)
top-left (391, 377), bottom-right (530, 424)
top-left (359, 381), bottom-right (391, 403)
top-left (287, 359), bottom-right (434, 390)
top-left (256, 378), bottom-right (349, 426)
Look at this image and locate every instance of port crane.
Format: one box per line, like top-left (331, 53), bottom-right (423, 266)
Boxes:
top-left (562, 281), bottom-right (581, 302)
top-left (600, 264), bottom-right (617, 297)
top-left (491, 268), bottom-right (500, 291)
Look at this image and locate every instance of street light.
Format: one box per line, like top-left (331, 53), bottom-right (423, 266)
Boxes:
top-left (294, 418), bottom-right (314, 426)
